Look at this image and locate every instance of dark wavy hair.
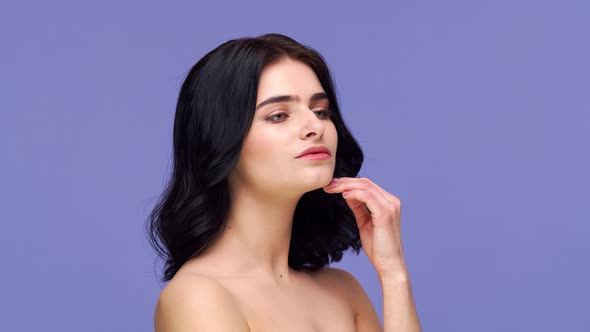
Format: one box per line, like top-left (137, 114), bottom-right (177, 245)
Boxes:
top-left (147, 33), bottom-right (364, 282)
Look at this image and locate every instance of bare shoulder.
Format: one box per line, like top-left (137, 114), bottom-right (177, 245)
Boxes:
top-left (312, 266), bottom-right (367, 298)
top-left (314, 267), bottom-right (382, 331)
top-left (154, 272), bottom-right (250, 332)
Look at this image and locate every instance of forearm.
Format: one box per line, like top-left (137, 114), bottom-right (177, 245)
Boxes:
top-left (379, 270), bottom-right (421, 332)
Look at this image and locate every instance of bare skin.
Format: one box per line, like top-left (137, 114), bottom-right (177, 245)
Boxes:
top-left (161, 257), bottom-right (367, 331)
top-left (154, 57), bottom-right (418, 331)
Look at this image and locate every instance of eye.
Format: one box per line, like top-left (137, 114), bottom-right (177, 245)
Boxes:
top-left (267, 112), bottom-right (289, 122)
top-left (315, 109), bottom-right (334, 119)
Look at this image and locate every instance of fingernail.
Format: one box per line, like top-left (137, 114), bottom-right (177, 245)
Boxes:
top-left (325, 179), bottom-right (338, 188)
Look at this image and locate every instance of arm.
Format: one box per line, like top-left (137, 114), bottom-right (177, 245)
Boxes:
top-left (331, 267), bottom-right (420, 332)
top-left (154, 274), bottom-right (250, 332)
top-left (379, 270), bottom-right (421, 332)
top-left (322, 177), bottom-right (421, 331)
top-left (325, 267), bottom-right (383, 331)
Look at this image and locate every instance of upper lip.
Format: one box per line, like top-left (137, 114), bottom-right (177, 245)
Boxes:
top-left (296, 145), bottom-right (331, 158)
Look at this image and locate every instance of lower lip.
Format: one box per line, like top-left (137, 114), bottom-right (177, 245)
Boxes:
top-left (297, 152), bottom-right (331, 160)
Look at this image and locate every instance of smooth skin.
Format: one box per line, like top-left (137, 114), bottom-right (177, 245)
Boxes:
top-left (154, 57), bottom-right (420, 331)
top-left (324, 177), bottom-right (422, 331)
top-left (155, 266), bottom-right (382, 331)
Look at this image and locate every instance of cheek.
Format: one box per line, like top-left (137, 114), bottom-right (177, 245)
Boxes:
top-left (327, 122), bottom-right (338, 145)
top-left (237, 130), bottom-right (295, 187)
top-left (240, 129), bottom-right (287, 168)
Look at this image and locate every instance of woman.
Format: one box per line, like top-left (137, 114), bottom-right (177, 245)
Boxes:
top-left (148, 33), bottom-right (421, 331)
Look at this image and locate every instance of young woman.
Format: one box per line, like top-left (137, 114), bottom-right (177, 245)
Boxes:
top-left (148, 33), bottom-right (421, 331)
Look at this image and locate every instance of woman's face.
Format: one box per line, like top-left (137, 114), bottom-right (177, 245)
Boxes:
top-left (230, 57), bottom-right (338, 197)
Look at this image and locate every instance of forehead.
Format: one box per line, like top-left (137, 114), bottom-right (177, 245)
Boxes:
top-left (256, 58), bottom-right (324, 103)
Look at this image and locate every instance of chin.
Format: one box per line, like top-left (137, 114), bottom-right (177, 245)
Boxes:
top-left (297, 175), bottom-right (332, 190)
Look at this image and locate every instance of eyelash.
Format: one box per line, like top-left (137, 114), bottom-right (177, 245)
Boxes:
top-left (267, 109), bottom-right (334, 123)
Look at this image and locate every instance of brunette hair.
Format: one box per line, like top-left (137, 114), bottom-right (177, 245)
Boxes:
top-left (147, 33), bottom-right (364, 282)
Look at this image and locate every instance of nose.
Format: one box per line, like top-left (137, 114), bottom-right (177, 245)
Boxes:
top-left (299, 108), bottom-right (325, 139)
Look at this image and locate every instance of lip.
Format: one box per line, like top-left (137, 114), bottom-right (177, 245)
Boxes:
top-left (296, 145), bottom-right (331, 158)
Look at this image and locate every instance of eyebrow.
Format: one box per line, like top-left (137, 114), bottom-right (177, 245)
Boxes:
top-left (255, 92), bottom-right (329, 110)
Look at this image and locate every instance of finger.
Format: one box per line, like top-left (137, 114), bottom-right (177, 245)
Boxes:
top-left (342, 189), bottom-right (388, 221)
top-left (343, 194), bottom-right (372, 231)
top-left (341, 190), bottom-right (372, 231)
top-left (356, 177), bottom-right (399, 206)
top-left (325, 177), bottom-right (392, 210)
top-left (324, 177), bottom-right (389, 202)
top-left (335, 177), bottom-right (401, 209)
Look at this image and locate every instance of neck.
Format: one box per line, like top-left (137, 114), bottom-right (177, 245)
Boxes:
top-left (197, 180), bottom-right (303, 284)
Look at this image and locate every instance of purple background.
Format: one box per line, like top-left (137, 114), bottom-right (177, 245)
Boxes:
top-left (1, 0), bottom-right (589, 331)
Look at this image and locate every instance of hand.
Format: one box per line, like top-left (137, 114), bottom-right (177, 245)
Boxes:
top-left (323, 177), bottom-right (407, 276)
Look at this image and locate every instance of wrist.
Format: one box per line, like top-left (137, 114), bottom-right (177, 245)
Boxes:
top-left (378, 267), bottom-right (410, 284)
